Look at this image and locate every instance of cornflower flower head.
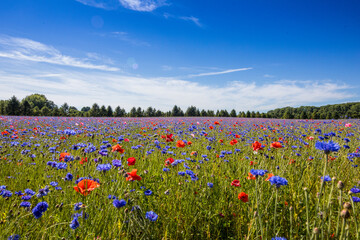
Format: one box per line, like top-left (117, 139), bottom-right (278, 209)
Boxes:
top-left (315, 140), bottom-right (340, 155)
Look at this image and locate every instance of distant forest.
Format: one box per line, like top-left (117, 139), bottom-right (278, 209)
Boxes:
top-left (0, 94), bottom-right (359, 119)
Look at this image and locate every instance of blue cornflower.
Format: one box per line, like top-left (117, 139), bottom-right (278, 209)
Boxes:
top-left (315, 140), bottom-right (340, 154)
top-left (352, 197), bottom-right (360, 202)
top-left (56, 162), bottom-right (67, 170)
top-left (20, 202), bottom-right (31, 208)
top-left (145, 211), bottom-right (158, 222)
top-left (7, 235), bottom-right (20, 240)
top-left (272, 237), bottom-right (287, 240)
top-left (70, 217), bottom-right (80, 229)
top-left (144, 190), bottom-right (153, 196)
top-left (269, 176), bottom-right (288, 188)
top-left (178, 171), bottom-right (186, 176)
top-left (207, 182), bottom-right (214, 188)
top-left (321, 175), bottom-right (332, 182)
top-left (250, 169), bottom-right (268, 177)
top-left (32, 202), bottom-right (49, 219)
top-left (50, 181), bottom-right (58, 187)
top-left (1, 190), bottom-right (13, 198)
top-left (163, 168), bottom-right (170, 172)
top-left (113, 199), bottom-right (127, 208)
top-left (74, 202), bottom-right (83, 211)
top-left (24, 189), bottom-right (35, 196)
top-left (96, 163), bottom-right (112, 172)
top-left (65, 172), bottom-right (73, 181)
top-left (351, 187), bottom-right (360, 194)
top-left (55, 187), bottom-right (62, 190)
top-left (21, 195), bottom-right (31, 200)
top-left (112, 159), bottom-right (122, 168)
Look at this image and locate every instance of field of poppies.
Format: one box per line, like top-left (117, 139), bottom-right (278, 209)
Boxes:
top-left (1, 116), bottom-right (360, 240)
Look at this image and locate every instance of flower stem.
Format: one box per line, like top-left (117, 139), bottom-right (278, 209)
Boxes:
top-left (273, 188), bottom-right (278, 236)
top-left (255, 178), bottom-right (264, 238)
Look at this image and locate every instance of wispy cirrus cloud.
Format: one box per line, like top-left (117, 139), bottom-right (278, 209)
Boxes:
top-left (179, 16), bottom-right (202, 27)
top-left (187, 67), bottom-right (252, 78)
top-left (0, 35), bottom-right (119, 71)
top-left (119, 0), bottom-right (167, 12)
top-left (164, 13), bottom-right (202, 27)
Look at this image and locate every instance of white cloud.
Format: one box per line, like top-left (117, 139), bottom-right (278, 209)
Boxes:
top-left (119, 0), bottom-right (166, 12)
top-left (179, 16), bottom-right (202, 27)
top-left (187, 67), bottom-right (252, 78)
top-left (75, 0), bottom-right (119, 10)
top-left (0, 65), bottom-right (354, 112)
top-left (0, 35), bottom-right (119, 71)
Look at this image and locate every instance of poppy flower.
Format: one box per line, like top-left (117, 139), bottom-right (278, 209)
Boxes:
top-left (127, 157), bottom-right (136, 166)
top-left (209, 126), bottom-right (214, 130)
top-left (112, 144), bottom-right (125, 153)
top-left (176, 140), bottom-right (186, 148)
top-left (126, 169), bottom-right (142, 181)
top-left (247, 173), bottom-right (256, 180)
top-left (165, 157), bottom-right (174, 166)
top-left (187, 141), bottom-right (192, 145)
top-left (231, 179), bottom-right (241, 187)
top-left (166, 134), bottom-right (174, 142)
top-left (265, 173), bottom-right (274, 181)
top-left (252, 141), bottom-right (263, 151)
top-left (79, 157), bottom-right (87, 164)
top-left (230, 139), bottom-right (238, 146)
top-left (270, 142), bottom-right (282, 148)
top-left (238, 192), bottom-right (249, 202)
top-left (214, 121), bottom-right (220, 125)
top-left (219, 139), bottom-right (224, 143)
top-left (59, 152), bottom-right (70, 162)
top-left (73, 179), bottom-right (100, 196)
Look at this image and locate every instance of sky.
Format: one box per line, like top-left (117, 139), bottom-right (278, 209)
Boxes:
top-left (0, 0), bottom-right (359, 112)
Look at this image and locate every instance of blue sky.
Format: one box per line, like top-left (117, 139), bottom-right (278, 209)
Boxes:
top-left (0, 0), bottom-right (359, 112)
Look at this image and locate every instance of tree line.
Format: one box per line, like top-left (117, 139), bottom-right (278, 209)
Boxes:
top-left (0, 94), bottom-right (359, 119)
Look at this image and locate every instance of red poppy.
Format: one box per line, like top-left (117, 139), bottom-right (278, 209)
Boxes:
top-left (230, 139), bottom-right (238, 146)
top-left (231, 179), bottom-right (241, 187)
top-left (247, 173), bottom-right (256, 180)
top-left (73, 179), bottom-right (100, 196)
top-left (79, 157), bottom-right (87, 164)
top-left (265, 173), bottom-right (274, 181)
top-left (209, 126), bottom-right (214, 130)
top-left (270, 142), bottom-right (282, 148)
top-left (112, 144), bottom-right (125, 153)
top-left (126, 169), bottom-right (142, 181)
top-left (214, 121), bottom-right (220, 125)
top-left (187, 141), bottom-right (192, 145)
top-left (59, 152), bottom-right (70, 162)
top-left (238, 192), bottom-right (249, 202)
top-left (176, 140), bottom-right (186, 148)
top-left (127, 157), bottom-right (136, 166)
top-left (219, 139), bottom-right (224, 143)
top-left (252, 141), bottom-right (263, 151)
top-left (165, 134), bottom-right (174, 142)
top-left (165, 157), bottom-right (174, 166)
top-left (112, 138), bottom-right (117, 142)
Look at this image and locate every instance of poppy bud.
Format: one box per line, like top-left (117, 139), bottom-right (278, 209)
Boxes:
top-left (332, 177), bottom-right (337, 181)
top-left (337, 181), bottom-right (344, 189)
top-left (303, 187), bottom-right (308, 192)
top-left (289, 206), bottom-right (293, 211)
top-left (343, 202), bottom-right (352, 210)
top-left (254, 211), bottom-right (258, 217)
top-left (341, 209), bottom-right (350, 219)
top-left (313, 228), bottom-right (319, 234)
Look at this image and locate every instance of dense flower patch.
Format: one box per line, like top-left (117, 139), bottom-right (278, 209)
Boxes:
top-left (0, 116), bottom-right (359, 239)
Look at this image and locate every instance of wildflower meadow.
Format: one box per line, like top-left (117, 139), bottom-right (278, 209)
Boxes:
top-left (1, 116), bottom-right (360, 240)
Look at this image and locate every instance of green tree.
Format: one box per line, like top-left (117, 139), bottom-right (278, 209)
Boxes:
top-left (230, 109), bottom-right (237, 117)
top-left (106, 106), bottom-right (113, 117)
top-left (21, 100), bottom-right (32, 116)
top-left (41, 106), bottom-right (51, 116)
top-left (6, 96), bottom-right (21, 115)
top-left (90, 103), bottom-right (100, 117)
